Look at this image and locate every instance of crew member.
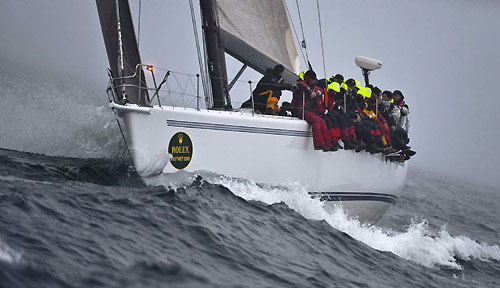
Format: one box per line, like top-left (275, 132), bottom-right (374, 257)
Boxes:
top-left (292, 70), bottom-right (333, 151)
top-left (390, 90), bottom-right (415, 157)
top-left (326, 82), bottom-right (365, 152)
top-left (241, 64), bottom-right (292, 115)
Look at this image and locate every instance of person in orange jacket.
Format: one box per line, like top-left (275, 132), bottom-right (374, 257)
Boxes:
top-left (241, 64), bottom-right (292, 114)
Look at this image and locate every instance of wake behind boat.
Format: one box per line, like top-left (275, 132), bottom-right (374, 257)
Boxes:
top-left (96, 0), bottom-right (410, 224)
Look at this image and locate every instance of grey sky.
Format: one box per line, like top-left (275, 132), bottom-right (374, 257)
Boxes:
top-left (0, 0), bottom-right (499, 187)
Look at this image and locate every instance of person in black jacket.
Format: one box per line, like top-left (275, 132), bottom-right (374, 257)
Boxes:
top-left (379, 91), bottom-right (395, 127)
top-left (241, 64), bottom-right (292, 114)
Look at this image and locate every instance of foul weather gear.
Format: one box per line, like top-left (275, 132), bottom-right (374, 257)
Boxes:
top-left (241, 68), bottom-right (291, 114)
top-left (292, 81), bottom-right (332, 150)
top-left (327, 82), bottom-right (341, 93)
top-left (358, 87), bottom-right (372, 99)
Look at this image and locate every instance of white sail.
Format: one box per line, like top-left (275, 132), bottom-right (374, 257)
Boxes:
top-left (216, 0), bottom-right (300, 84)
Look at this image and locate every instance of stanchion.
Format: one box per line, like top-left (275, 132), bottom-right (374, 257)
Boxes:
top-left (196, 74), bottom-right (200, 111)
top-left (248, 81), bottom-right (254, 116)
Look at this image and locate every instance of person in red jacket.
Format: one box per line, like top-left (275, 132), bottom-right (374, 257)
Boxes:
top-left (291, 70), bottom-right (333, 151)
top-left (313, 85), bottom-right (342, 151)
top-left (317, 83), bottom-right (343, 151)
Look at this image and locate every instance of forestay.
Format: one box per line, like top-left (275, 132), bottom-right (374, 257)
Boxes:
top-left (216, 0), bottom-right (300, 84)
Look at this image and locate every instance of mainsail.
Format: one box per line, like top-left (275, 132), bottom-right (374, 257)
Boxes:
top-left (215, 0), bottom-right (300, 84)
top-left (96, 0), bottom-right (148, 105)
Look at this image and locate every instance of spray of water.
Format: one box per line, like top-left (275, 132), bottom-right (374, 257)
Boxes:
top-left (0, 69), bottom-right (124, 159)
top-left (209, 175), bottom-right (500, 270)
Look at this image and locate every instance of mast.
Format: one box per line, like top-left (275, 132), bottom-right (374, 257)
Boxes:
top-left (200, 0), bottom-right (229, 109)
top-left (115, 0), bottom-right (127, 102)
top-left (96, 0), bottom-right (148, 106)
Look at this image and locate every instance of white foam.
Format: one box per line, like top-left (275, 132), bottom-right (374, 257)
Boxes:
top-left (0, 240), bottom-right (21, 263)
top-left (210, 175), bottom-right (500, 269)
top-left (143, 170), bottom-right (197, 188)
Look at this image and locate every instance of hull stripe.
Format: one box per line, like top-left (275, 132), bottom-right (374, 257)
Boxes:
top-left (309, 192), bottom-right (398, 204)
top-left (167, 119), bottom-right (313, 137)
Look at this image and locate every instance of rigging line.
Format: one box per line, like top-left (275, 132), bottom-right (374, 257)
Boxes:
top-left (137, 0), bottom-right (142, 50)
top-left (295, 0), bottom-right (310, 65)
top-left (316, 0), bottom-right (327, 80)
top-left (115, 111), bottom-right (135, 169)
top-left (188, 0), bottom-right (208, 103)
top-left (284, 2), bottom-right (307, 66)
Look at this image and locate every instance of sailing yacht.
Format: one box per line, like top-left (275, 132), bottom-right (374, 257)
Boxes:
top-left (96, 0), bottom-right (407, 224)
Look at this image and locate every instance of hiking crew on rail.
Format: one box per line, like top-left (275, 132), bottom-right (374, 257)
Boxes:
top-left (240, 65), bottom-right (415, 162)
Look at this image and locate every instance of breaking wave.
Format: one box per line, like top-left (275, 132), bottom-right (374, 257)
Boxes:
top-left (196, 174), bottom-right (500, 270)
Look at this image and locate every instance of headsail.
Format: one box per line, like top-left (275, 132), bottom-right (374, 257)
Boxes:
top-left (96, 0), bottom-right (148, 105)
top-left (215, 0), bottom-right (300, 84)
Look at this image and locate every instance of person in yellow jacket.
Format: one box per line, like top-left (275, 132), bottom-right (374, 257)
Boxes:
top-left (241, 64), bottom-right (292, 115)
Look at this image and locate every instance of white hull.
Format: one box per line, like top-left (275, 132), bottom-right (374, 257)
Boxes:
top-left (112, 103), bottom-right (407, 224)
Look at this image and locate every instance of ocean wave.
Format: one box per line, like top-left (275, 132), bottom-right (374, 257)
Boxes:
top-left (210, 175), bottom-right (500, 269)
top-left (1, 151), bottom-right (498, 287)
top-left (0, 148), bottom-right (142, 187)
